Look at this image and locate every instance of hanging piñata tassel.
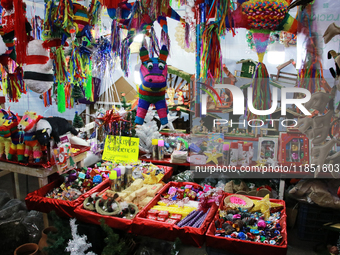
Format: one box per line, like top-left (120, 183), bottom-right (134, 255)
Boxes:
top-left (200, 23), bottom-right (222, 82)
top-left (111, 19), bottom-right (121, 56)
top-left (57, 81), bottom-right (66, 113)
top-left (85, 61), bottom-right (93, 101)
top-left (247, 62), bottom-right (272, 122)
top-left (185, 22), bottom-right (190, 48)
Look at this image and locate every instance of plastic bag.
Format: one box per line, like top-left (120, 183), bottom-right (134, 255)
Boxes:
top-left (21, 210), bottom-right (44, 243)
top-left (0, 190), bottom-right (10, 209)
top-left (171, 170), bottom-right (194, 182)
top-left (0, 199), bottom-right (26, 220)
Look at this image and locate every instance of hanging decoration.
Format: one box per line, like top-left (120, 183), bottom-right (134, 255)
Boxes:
top-left (200, 23), bottom-right (222, 82)
top-left (23, 40), bottom-right (54, 94)
top-left (297, 5), bottom-right (331, 94)
top-left (108, 0), bottom-right (186, 75)
top-left (135, 45), bottom-right (169, 125)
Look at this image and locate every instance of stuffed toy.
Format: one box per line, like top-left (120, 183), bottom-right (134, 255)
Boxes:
top-left (36, 117), bottom-right (79, 146)
top-left (0, 111), bottom-right (22, 161)
top-left (135, 45), bottom-right (169, 125)
top-left (23, 40), bottom-right (54, 94)
top-left (0, 109), bottom-right (12, 158)
top-left (17, 111), bottom-right (43, 162)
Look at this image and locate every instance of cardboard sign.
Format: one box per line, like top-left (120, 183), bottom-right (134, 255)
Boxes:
top-left (102, 136), bottom-right (139, 163)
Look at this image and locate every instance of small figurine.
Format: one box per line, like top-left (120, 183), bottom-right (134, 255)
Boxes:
top-left (177, 90), bottom-right (184, 105)
top-left (167, 87), bottom-right (175, 106)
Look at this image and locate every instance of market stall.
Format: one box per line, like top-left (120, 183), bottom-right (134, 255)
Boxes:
top-left (0, 0), bottom-right (339, 254)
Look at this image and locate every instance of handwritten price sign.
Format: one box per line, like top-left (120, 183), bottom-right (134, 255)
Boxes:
top-left (102, 136), bottom-right (139, 163)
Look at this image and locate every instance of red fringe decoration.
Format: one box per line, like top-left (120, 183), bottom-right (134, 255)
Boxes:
top-left (100, 0), bottom-right (122, 9)
top-left (14, 0), bottom-right (28, 65)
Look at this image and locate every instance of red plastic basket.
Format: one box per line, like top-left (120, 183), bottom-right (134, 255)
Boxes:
top-left (205, 193), bottom-right (288, 255)
top-left (25, 177), bottom-right (109, 218)
top-left (132, 181), bottom-right (220, 247)
top-left (73, 165), bottom-right (173, 231)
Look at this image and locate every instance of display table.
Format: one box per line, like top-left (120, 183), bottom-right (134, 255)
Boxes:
top-left (0, 148), bottom-right (89, 228)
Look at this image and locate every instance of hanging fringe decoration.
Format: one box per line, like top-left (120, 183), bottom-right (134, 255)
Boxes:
top-left (43, 88), bottom-right (53, 107)
top-left (55, 0), bottom-right (75, 33)
top-left (100, 0), bottom-right (121, 9)
top-left (54, 46), bottom-right (69, 83)
top-left (88, 0), bottom-right (102, 26)
top-left (13, 0), bottom-right (28, 65)
top-left (215, 0), bottom-right (235, 36)
top-left (296, 6), bottom-right (331, 94)
top-left (53, 46), bottom-right (69, 112)
top-left (149, 27), bottom-right (160, 57)
top-left (247, 62), bottom-right (272, 122)
top-left (57, 81), bottom-right (66, 113)
top-left (200, 23), bottom-right (223, 82)
top-left (111, 19), bottom-right (121, 56)
top-left (161, 30), bottom-right (170, 55)
top-left (185, 22), bottom-right (190, 48)
top-left (5, 67), bottom-right (27, 102)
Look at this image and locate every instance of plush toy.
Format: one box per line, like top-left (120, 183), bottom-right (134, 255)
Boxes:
top-left (0, 109), bottom-right (12, 158)
top-left (17, 111), bottom-right (43, 162)
top-left (135, 46), bottom-right (169, 125)
top-left (0, 111), bottom-right (22, 161)
top-left (36, 117), bottom-right (79, 146)
top-left (23, 40), bottom-right (54, 94)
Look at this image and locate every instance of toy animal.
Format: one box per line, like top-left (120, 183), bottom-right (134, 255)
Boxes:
top-left (135, 45), bottom-right (169, 125)
top-left (0, 111), bottom-right (23, 161)
top-left (17, 111), bottom-right (43, 162)
top-left (35, 117), bottom-right (79, 146)
top-left (0, 109), bottom-right (13, 158)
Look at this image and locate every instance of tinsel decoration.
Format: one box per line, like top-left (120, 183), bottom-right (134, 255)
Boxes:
top-left (13, 0), bottom-right (28, 65)
top-left (247, 62), bottom-right (272, 122)
top-left (66, 218), bottom-right (96, 255)
top-left (200, 23), bottom-right (223, 81)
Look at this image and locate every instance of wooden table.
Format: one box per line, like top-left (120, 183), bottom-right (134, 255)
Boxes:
top-left (0, 151), bottom-right (88, 227)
